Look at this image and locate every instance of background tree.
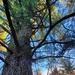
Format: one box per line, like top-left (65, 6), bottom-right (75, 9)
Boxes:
top-left (36, 68), bottom-right (42, 75)
top-left (50, 67), bottom-right (60, 75)
top-left (0, 0), bottom-right (75, 75)
top-left (59, 58), bottom-right (75, 75)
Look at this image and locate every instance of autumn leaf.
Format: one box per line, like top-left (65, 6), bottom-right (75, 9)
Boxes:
top-left (0, 45), bottom-right (7, 52)
top-left (0, 28), bottom-right (8, 52)
top-left (0, 28), bottom-right (8, 40)
top-left (32, 35), bottom-right (36, 38)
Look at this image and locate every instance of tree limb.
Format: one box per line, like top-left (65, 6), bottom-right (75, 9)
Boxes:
top-left (32, 40), bottom-right (75, 49)
top-left (0, 24), bottom-right (11, 34)
top-left (32, 55), bottom-right (75, 61)
top-left (0, 41), bottom-right (13, 54)
top-left (46, 0), bottom-right (52, 27)
top-left (0, 56), bottom-right (8, 66)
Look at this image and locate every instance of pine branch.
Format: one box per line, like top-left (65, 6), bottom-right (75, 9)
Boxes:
top-left (2, 0), bottom-right (20, 50)
top-left (32, 12), bottom-right (75, 56)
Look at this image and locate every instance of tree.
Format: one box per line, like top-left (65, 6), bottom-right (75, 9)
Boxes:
top-left (36, 68), bottom-right (42, 75)
top-left (50, 67), bottom-right (60, 75)
top-left (50, 58), bottom-right (75, 75)
top-left (59, 58), bottom-right (75, 75)
top-left (0, 0), bottom-right (75, 75)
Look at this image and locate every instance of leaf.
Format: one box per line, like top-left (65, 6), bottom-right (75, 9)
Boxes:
top-left (0, 28), bottom-right (8, 40)
top-left (0, 28), bottom-right (8, 52)
top-left (32, 35), bottom-right (36, 39)
top-left (59, 0), bottom-right (65, 3)
top-left (0, 45), bottom-right (7, 52)
top-left (57, 30), bottom-right (64, 39)
top-left (30, 18), bottom-right (37, 25)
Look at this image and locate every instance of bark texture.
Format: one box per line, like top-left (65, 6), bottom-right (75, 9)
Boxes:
top-left (2, 54), bottom-right (33, 75)
top-left (2, 26), bottom-right (33, 75)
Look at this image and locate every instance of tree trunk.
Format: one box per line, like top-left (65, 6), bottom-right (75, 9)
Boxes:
top-left (2, 53), bottom-right (33, 75)
top-left (2, 26), bottom-right (33, 75)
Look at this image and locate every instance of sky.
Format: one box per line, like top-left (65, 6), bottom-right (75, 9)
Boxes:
top-left (0, 54), bottom-right (4, 74)
top-left (42, 70), bottom-right (47, 75)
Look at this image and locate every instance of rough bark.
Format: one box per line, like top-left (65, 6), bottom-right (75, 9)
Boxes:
top-left (2, 53), bottom-right (33, 75)
top-left (2, 26), bottom-right (33, 75)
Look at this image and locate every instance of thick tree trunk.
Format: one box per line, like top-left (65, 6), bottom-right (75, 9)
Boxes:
top-left (2, 40), bottom-right (33, 75)
top-left (2, 53), bottom-right (33, 75)
top-left (2, 26), bottom-right (33, 75)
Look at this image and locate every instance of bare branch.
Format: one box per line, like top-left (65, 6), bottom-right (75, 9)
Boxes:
top-left (0, 41), bottom-right (13, 54)
top-left (32, 56), bottom-right (75, 61)
top-left (42, 40), bottom-right (75, 46)
top-left (0, 56), bottom-right (8, 66)
top-left (0, 24), bottom-right (11, 34)
top-left (32, 40), bottom-right (75, 49)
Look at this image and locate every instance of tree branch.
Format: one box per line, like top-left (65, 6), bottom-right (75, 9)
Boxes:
top-left (0, 41), bottom-right (13, 54)
top-left (32, 55), bottom-right (75, 61)
top-left (0, 24), bottom-right (11, 34)
top-left (2, 0), bottom-right (20, 50)
top-left (32, 40), bottom-right (75, 49)
top-left (46, 0), bottom-right (52, 27)
top-left (32, 12), bottom-right (75, 56)
top-left (42, 40), bottom-right (75, 46)
top-left (0, 56), bottom-right (8, 66)
top-left (51, 0), bottom-right (58, 6)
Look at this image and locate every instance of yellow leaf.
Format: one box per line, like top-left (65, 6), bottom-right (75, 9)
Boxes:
top-left (59, 0), bottom-right (65, 3)
top-left (0, 28), bottom-right (8, 52)
top-left (57, 30), bottom-right (64, 39)
top-left (0, 28), bottom-right (8, 40)
top-left (30, 18), bottom-right (37, 25)
top-left (0, 45), bottom-right (7, 52)
top-left (30, 18), bottom-right (35, 23)
top-left (32, 35), bottom-right (36, 38)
